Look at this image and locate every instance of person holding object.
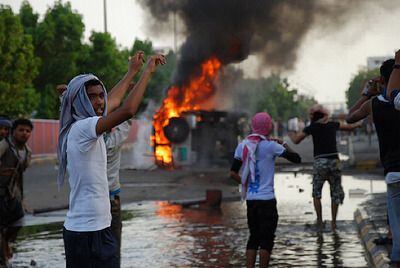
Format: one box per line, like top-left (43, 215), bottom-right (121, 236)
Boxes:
top-left (381, 50), bottom-right (400, 268)
top-left (289, 105), bottom-right (360, 231)
top-left (230, 112), bottom-right (301, 268)
top-left (58, 52), bottom-right (165, 268)
top-left (386, 49), bottom-right (400, 110)
top-left (348, 57), bottom-right (400, 266)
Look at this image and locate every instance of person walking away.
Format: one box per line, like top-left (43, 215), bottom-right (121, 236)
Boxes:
top-left (230, 112), bottom-right (301, 268)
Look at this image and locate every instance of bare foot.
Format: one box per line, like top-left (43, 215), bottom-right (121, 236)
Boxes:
top-left (316, 220), bottom-right (324, 231)
top-left (331, 222), bottom-right (337, 231)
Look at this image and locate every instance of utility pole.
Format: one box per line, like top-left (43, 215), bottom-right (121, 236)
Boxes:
top-left (173, 10), bottom-right (177, 52)
top-left (103, 0), bottom-right (108, 33)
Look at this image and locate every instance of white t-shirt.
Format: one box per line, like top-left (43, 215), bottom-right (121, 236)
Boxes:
top-left (64, 117), bottom-right (111, 232)
top-left (234, 140), bottom-right (285, 200)
top-left (394, 93), bottom-right (400, 111)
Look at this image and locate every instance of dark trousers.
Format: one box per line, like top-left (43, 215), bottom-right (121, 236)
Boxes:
top-left (63, 227), bottom-right (118, 268)
top-left (110, 196), bottom-right (122, 266)
top-left (246, 199), bottom-right (278, 252)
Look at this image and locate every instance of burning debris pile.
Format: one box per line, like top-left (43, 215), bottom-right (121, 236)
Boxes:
top-left (152, 57), bottom-right (222, 165)
top-left (138, 0), bottom-right (396, 167)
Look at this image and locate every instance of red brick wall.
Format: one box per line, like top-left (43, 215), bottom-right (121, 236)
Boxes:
top-left (27, 119), bottom-right (139, 156)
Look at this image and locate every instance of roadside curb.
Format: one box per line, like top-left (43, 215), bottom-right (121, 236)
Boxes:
top-left (354, 159), bottom-right (380, 171)
top-left (31, 154), bottom-right (57, 165)
top-left (354, 208), bottom-right (391, 268)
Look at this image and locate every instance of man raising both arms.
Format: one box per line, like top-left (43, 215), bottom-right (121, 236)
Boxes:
top-left (58, 53), bottom-right (165, 268)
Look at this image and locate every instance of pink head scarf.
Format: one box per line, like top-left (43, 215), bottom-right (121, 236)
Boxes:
top-left (240, 112), bottom-right (273, 200)
top-left (251, 112), bottom-right (273, 136)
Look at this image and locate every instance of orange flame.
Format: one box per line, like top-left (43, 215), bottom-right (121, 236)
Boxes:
top-left (153, 57), bottom-right (222, 166)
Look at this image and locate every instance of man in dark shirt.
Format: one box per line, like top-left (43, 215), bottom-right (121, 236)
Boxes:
top-left (347, 56), bottom-right (400, 266)
top-left (289, 105), bottom-right (359, 230)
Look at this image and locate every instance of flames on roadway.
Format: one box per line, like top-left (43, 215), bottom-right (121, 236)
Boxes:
top-left (152, 57), bottom-right (222, 166)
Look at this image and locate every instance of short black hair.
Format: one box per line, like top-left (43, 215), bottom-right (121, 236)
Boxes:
top-left (12, 118), bottom-right (33, 132)
top-left (84, 79), bottom-right (102, 89)
top-left (380, 59), bottom-right (395, 84)
top-left (311, 111), bottom-right (325, 122)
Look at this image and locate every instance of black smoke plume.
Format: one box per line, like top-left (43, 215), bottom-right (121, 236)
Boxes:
top-left (138, 0), bottom-right (394, 86)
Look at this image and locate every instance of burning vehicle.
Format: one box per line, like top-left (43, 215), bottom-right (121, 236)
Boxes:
top-left (158, 110), bottom-right (247, 167)
top-left (151, 57), bottom-right (247, 167)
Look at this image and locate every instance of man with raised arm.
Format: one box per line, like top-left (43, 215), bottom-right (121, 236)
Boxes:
top-left (58, 53), bottom-right (165, 268)
top-left (347, 57), bottom-right (400, 267)
top-left (230, 112), bottom-right (301, 268)
top-left (382, 49), bottom-right (400, 268)
top-left (289, 105), bottom-right (359, 231)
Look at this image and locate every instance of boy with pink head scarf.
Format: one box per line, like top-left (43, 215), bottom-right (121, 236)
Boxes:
top-left (230, 112), bottom-right (301, 268)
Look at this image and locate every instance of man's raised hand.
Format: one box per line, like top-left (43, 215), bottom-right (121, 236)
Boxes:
top-left (145, 54), bottom-right (166, 73)
top-left (361, 77), bottom-right (381, 97)
top-left (128, 51), bottom-right (145, 74)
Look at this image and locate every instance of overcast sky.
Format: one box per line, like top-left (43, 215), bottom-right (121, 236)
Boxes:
top-left (3, 0), bottom-right (400, 106)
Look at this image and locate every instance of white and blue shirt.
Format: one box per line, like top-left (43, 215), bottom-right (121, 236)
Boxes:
top-left (234, 140), bottom-right (284, 200)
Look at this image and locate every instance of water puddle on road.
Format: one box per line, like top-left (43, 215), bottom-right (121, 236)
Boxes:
top-left (11, 172), bottom-right (385, 267)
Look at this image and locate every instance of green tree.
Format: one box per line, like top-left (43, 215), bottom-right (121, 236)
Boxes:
top-left (79, 37), bottom-right (176, 110)
top-left (130, 39), bottom-right (176, 105)
top-left (346, 68), bottom-right (380, 109)
top-left (34, 1), bottom-right (85, 118)
top-left (19, 1), bottom-right (38, 36)
top-left (0, 5), bottom-right (39, 118)
top-left (233, 74), bottom-right (316, 121)
top-left (130, 39), bottom-right (153, 56)
top-left (78, 31), bottom-right (126, 90)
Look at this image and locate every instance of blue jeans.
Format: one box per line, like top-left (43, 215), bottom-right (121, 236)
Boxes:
top-left (388, 182), bottom-right (400, 262)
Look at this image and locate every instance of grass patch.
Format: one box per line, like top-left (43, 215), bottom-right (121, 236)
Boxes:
top-left (17, 222), bottom-right (63, 239)
top-left (121, 210), bottom-right (135, 221)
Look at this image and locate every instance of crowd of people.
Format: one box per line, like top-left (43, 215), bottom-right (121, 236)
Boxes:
top-left (230, 49), bottom-right (400, 268)
top-left (1, 46), bottom-right (400, 268)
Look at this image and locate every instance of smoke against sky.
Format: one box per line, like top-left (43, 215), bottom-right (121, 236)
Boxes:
top-left (3, 0), bottom-right (400, 103)
top-left (139, 0), bottom-right (398, 88)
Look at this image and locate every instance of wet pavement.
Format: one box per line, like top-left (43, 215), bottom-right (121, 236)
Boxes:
top-left (9, 172), bottom-right (387, 267)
